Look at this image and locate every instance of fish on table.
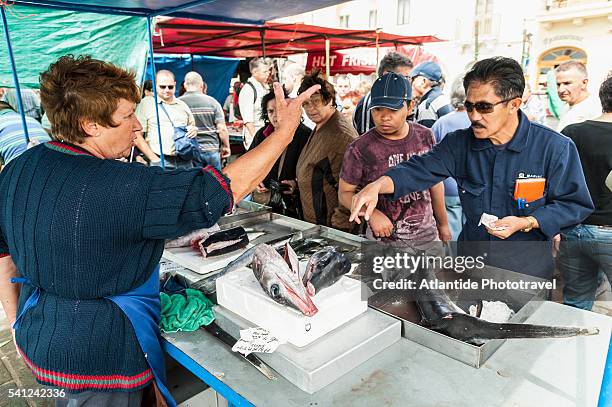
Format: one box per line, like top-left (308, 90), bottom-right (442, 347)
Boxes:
top-left (412, 266), bottom-right (599, 345)
top-left (196, 226), bottom-right (249, 258)
top-left (288, 237), bottom-right (357, 260)
top-left (192, 245), bottom-right (259, 294)
top-left (164, 224), bottom-right (221, 248)
top-left (193, 243), bottom-right (353, 315)
top-left (252, 243), bottom-right (318, 316)
top-left (302, 246), bottom-right (352, 296)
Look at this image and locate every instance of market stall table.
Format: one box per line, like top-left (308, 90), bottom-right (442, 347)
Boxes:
top-left (163, 301), bottom-right (611, 406)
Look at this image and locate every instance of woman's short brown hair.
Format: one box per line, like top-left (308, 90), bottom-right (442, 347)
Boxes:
top-left (40, 55), bottom-right (140, 143)
top-left (297, 69), bottom-right (337, 108)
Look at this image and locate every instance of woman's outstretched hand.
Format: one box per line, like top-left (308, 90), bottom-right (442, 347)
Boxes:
top-left (272, 82), bottom-right (320, 137)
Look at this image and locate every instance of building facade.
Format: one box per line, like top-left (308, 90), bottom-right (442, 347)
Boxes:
top-left (278, 0), bottom-right (611, 95)
top-left (530, 0), bottom-right (612, 94)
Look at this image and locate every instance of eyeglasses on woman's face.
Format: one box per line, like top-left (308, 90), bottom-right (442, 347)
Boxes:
top-left (301, 94), bottom-right (326, 110)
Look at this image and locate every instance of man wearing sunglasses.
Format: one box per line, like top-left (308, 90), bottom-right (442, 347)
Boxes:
top-left (349, 57), bottom-right (594, 279)
top-left (136, 70), bottom-right (199, 169)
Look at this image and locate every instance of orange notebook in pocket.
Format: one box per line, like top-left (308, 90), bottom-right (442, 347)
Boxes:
top-left (514, 178), bottom-right (546, 202)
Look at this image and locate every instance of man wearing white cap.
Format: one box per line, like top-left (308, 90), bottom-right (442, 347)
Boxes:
top-left (339, 72), bottom-right (450, 244)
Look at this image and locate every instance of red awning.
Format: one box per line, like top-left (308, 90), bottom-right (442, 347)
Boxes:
top-left (154, 18), bottom-right (443, 58)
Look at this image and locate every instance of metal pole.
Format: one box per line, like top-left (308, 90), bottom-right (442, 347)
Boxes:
top-left (520, 28), bottom-right (527, 68)
top-left (260, 29), bottom-right (266, 58)
top-left (375, 29), bottom-right (381, 70)
top-left (147, 16), bottom-right (165, 169)
top-left (598, 333), bottom-right (612, 406)
top-left (324, 37), bottom-right (330, 79)
top-left (474, 18), bottom-right (479, 62)
top-left (1, 5), bottom-right (30, 144)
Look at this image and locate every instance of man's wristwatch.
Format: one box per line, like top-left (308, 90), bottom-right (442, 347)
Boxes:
top-left (521, 216), bottom-right (537, 232)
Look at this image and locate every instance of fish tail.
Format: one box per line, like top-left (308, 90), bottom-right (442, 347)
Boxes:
top-left (440, 314), bottom-right (599, 342)
top-left (480, 320), bottom-right (599, 339)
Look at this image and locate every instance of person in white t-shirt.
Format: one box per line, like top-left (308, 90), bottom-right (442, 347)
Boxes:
top-left (555, 60), bottom-right (602, 131)
top-left (239, 58), bottom-right (271, 149)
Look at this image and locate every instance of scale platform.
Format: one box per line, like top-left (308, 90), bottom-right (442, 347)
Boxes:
top-left (213, 305), bottom-right (401, 394)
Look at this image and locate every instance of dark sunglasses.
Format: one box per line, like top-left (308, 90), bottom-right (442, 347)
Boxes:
top-left (159, 85), bottom-right (175, 90)
top-left (464, 98), bottom-right (513, 114)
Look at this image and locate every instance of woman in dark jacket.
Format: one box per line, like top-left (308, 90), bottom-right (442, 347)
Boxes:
top-left (249, 89), bottom-right (312, 218)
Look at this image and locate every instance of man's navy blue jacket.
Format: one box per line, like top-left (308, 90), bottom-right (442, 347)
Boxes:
top-left (386, 111), bottom-right (594, 278)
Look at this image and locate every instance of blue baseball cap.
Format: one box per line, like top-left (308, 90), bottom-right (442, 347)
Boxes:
top-left (409, 61), bottom-right (442, 82)
top-left (369, 72), bottom-right (412, 111)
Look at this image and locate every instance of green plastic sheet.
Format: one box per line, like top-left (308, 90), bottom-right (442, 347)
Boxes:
top-left (160, 289), bottom-right (215, 333)
top-left (0, 4), bottom-right (148, 89)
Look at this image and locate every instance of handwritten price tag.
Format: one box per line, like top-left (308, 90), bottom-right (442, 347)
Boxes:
top-left (231, 327), bottom-right (285, 356)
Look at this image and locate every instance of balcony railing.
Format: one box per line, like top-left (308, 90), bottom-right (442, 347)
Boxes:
top-left (544, 0), bottom-right (604, 10)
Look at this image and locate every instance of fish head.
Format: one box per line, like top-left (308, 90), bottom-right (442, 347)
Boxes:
top-left (306, 247), bottom-right (352, 294)
top-left (303, 247), bottom-right (332, 284)
top-left (252, 244), bottom-right (318, 316)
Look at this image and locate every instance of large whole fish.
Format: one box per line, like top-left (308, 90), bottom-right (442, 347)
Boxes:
top-left (302, 246), bottom-right (352, 296)
top-left (413, 266), bottom-right (599, 345)
top-left (252, 243), bottom-right (318, 316)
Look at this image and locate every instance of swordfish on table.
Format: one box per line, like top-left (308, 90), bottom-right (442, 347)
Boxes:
top-left (412, 266), bottom-right (599, 345)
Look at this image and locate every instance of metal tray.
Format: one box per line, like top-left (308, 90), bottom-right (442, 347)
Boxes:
top-left (368, 266), bottom-right (547, 368)
top-left (220, 200), bottom-right (270, 224)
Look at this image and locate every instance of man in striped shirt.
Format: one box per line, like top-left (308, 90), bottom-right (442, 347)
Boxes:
top-left (410, 61), bottom-right (453, 128)
top-left (179, 71), bottom-right (230, 170)
top-left (1, 88), bottom-right (42, 122)
top-left (0, 101), bottom-right (50, 170)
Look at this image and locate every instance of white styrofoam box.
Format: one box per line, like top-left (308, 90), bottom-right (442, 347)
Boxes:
top-left (216, 266), bottom-right (367, 347)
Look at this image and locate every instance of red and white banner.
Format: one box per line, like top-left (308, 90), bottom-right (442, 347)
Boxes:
top-left (306, 45), bottom-right (439, 75)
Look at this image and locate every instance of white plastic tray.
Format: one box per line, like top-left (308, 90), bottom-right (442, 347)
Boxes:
top-left (216, 266), bottom-right (368, 347)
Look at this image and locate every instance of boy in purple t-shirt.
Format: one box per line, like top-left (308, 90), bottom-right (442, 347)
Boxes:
top-left (339, 72), bottom-right (450, 243)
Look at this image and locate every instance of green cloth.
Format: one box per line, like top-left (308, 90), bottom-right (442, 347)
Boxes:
top-left (160, 289), bottom-right (215, 333)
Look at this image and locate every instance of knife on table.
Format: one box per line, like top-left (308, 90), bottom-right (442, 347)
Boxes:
top-left (203, 322), bottom-right (277, 380)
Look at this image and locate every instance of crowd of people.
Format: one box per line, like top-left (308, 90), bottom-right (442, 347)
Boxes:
top-left (0, 50), bottom-right (610, 405)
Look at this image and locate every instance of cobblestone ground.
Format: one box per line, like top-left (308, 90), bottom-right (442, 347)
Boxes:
top-left (0, 308), bottom-right (53, 407)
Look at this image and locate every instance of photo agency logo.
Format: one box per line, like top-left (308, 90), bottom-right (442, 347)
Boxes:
top-left (358, 241), bottom-right (557, 301)
top-left (372, 251), bottom-right (486, 274)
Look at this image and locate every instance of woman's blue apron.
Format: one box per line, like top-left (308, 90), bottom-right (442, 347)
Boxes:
top-left (12, 265), bottom-right (175, 406)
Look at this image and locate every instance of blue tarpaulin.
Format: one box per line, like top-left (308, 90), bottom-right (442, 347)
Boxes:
top-left (146, 55), bottom-right (239, 105)
top-left (12, 0), bottom-right (349, 24)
